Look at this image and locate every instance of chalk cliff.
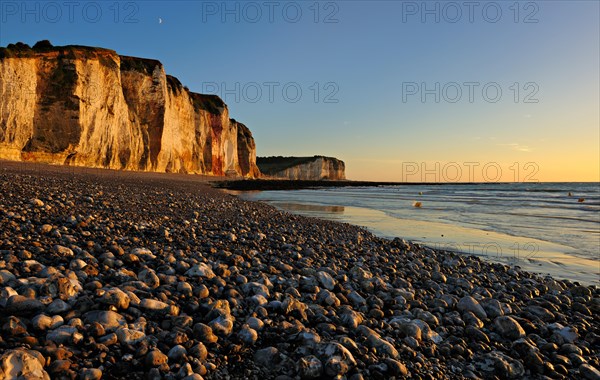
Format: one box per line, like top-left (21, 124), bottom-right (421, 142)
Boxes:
top-left (257, 156), bottom-right (345, 180)
top-left (0, 42), bottom-right (260, 177)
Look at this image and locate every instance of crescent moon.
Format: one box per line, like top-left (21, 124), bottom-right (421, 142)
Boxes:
top-left (159, 17), bottom-right (163, 24)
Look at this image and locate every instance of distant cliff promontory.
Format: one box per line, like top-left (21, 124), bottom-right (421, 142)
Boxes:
top-left (0, 41), bottom-right (260, 177)
top-left (257, 156), bottom-right (345, 180)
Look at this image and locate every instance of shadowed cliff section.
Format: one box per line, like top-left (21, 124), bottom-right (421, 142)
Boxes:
top-left (0, 41), bottom-right (260, 177)
top-left (258, 156), bottom-right (345, 180)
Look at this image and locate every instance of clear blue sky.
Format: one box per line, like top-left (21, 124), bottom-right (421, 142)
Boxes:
top-left (1, 1), bottom-right (598, 181)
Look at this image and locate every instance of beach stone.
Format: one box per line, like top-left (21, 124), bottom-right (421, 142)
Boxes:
top-left (340, 309), bottom-right (364, 329)
top-left (494, 317), bottom-right (526, 340)
top-left (206, 299), bottom-right (231, 320)
top-left (146, 349), bottom-right (168, 367)
top-left (481, 299), bottom-right (505, 318)
top-left (177, 281), bottom-right (193, 297)
top-left (325, 356), bottom-right (351, 377)
top-left (46, 298), bottom-right (71, 314)
top-left (185, 263), bottom-right (215, 279)
top-left (385, 358), bottom-right (408, 376)
top-left (5, 295), bottom-right (44, 315)
top-left (167, 345), bottom-right (187, 362)
top-left (409, 319), bottom-right (443, 343)
top-left (574, 302), bottom-right (592, 315)
top-left (246, 317), bottom-right (264, 331)
top-left (140, 298), bottom-right (176, 315)
top-left (54, 245), bottom-right (74, 257)
top-left (463, 311), bottom-right (484, 328)
top-left (512, 338), bottom-right (544, 371)
top-left (80, 368), bottom-right (102, 380)
top-left (580, 364), bottom-right (600, 380)
top-left (40, 224), bottom-right (53, 234)
top-left (396, 321), bottom-right (422, 341)
top-left (238, 325), bottom-right (258, 344)
top-left (69, 259), bottom-right (87, 270)
top-left (413, 309), bottom-right (439, 327)
top-left (46, 325), bottom-right (78, 345)
top-left (560, 343), bottom-right (583, 356)
top-left (0, 349), bottom-right (49, 380)
top-left (83, 310), bottom-right (126, 332)
top-left (138, 268), bottom-right (160, 288)
top-left (54, 277), bottom-right (82, 300)
top-left (570, 354), bottom-right (587, 367)
top-left (298, 331), bottom-right (321, 347)
top-left (49, 359), bottom-right (71, 374)
top-left (189, 343), bottom-right (208, 360)
top-left (254, 347), bottom-right (280, 368)
top-left (357, 325), bottom-right (399, 358)
top-left (193, 323), bottom-right (218, 343)
top-left (476, 351), bottom-right (525, 378)
top-left (0, 287), bottom-right (18, 308)
top-left (4, 158), bottom-right (600, 380)
top-left (466, 326), bottom-right (490, 344)
top-left (116, 327), bottom-right (146, 345)
top-left (526, 305), bottom-right (555, 321)
top-left (347, 291), bottom-right (367, 307)
top-left (317, 289), bottom-right (340, 307)
top-left (549, 323), bottom-right (579, 343)
top-left (432, 271), bottom-right (447, 283)
top-left (3, 316), bottom-right (27, 336)
top-left (131, 248), bottom-right (156, 260)
top-left (317, 342), bottom-right (357, 376)
top-left (297, 355), bottom-right (323, 379)
top-left (209, 315), bottom-right (234, 336)
top-left (194, 284), bottom-right (210, 299)
top-left (32, 314), bottom-right (55, 331)
top-left (316, 271), bottom-right (336, 291)
top-left (30, 198), bottom-right (44, 207)
top-left (98, 333), bottom-right (118, 346)
top-left (0, 271), bottom-right (17, 284)
top-left (243, 282), bottom-right (270, 298)
top-left (99, 287), bottom-right (130, 309)
top-left (458, 296), bottom-right (487, 320)
top-left (572, 286), bottom-right (592, 298)
top-left (248, 294), bottom-right (268, 307)
top-left (282, 296), bottom-right (308, 321)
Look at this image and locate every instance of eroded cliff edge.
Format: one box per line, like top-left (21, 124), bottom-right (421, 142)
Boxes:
top-left (257, 156), bottom-right (345, 180)
top-left (0, 43), bottom-right (260, 177)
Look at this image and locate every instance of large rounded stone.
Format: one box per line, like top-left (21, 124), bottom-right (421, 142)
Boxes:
top-left (458, 296), bottom-right (487, 320)
top-left (0, 349), bottom-right (50, 380)
top-left (494, 316), bottom-right (526, 340)
top-left (83, 310), bottom-right (126, 332)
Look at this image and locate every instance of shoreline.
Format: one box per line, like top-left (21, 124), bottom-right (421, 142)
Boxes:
top-left (241, 197), bottom-right (599, 286)
top-left (1, 161), bottom-right (599, 379)
top-left (214, 179), bottom-right (600, 191)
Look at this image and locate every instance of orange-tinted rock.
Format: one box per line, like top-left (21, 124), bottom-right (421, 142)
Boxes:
top-left (0, 44), bottom-right (260, 177)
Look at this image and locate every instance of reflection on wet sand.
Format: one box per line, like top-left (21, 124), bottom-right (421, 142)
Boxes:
top-left (274, 202), bottom-right (345, 213)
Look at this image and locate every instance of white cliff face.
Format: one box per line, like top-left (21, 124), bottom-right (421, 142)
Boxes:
top-left (258, 156), bottom-right (345, 180)
top-left (276, 157), bottom-right (346, 180)
top-left (0, 58), bottom-right (37, 160)
top-left (0, 45), bottom-right (260, 177)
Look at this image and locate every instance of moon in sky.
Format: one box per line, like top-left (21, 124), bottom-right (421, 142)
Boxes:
top-left (158, 18), bottom-right (163, 24)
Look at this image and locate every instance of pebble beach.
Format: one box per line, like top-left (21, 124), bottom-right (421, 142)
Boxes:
top-left (0, 162), bottom-right (599, 380)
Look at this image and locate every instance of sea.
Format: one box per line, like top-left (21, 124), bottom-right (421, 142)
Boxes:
top-left (242, 183), bottom-right (600, 285)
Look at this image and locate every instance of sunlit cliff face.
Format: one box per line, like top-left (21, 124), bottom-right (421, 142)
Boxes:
top-left (0, 45), bottom-right (260, 177)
